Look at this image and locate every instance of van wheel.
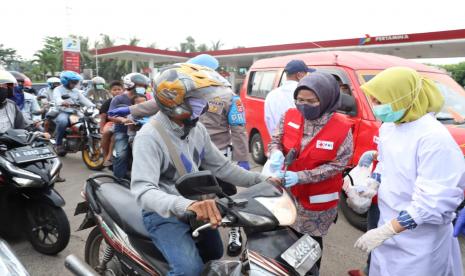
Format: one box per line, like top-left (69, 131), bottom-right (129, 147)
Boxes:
top-left (250, 133), bottom-right (266, 165)
top-left (339, 191), bottom-right (367, 232)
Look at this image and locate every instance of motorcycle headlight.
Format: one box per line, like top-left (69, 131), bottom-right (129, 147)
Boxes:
top-left (255, 188), bottom-right (297, 226)
top-left (12, 177), bottom-right (40, 187)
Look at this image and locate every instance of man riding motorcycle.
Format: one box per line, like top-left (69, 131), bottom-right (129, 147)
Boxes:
top-left (53, 71), bottom-right (95, 155)
top-left (110, 55), bottom-right (250, 255)
top-left (0, 70), bottom-right (28, 132)
top-left (8, 71), bottom-right (41, 125)
top-left (86, 76), bottom-right (111, 105)
top-left (38, 77), bottom-right (61, 102)
top-left (130, 63), bottom-right (278, 276)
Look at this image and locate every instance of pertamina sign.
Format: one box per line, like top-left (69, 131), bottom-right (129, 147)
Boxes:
top-left (63, 37), bottom-right (80, 72)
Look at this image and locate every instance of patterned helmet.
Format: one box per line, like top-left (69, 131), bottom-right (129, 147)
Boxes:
top-left (154, 63), bottom-right (225, 120)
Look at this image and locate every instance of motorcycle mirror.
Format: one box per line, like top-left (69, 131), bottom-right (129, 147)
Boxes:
top-left (175, 170), bottom-right (223, 200)
top-left (284, 148), bottom-right (297, 166)
top-left (61, 94), bottom-right (71, 100)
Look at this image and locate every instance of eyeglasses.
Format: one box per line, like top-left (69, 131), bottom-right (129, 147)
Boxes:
top-left (295, 98), bottom-right (320, 106)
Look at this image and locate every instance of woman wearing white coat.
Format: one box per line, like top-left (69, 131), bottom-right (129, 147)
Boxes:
top-left (354, 66), bottom-right (465, 276)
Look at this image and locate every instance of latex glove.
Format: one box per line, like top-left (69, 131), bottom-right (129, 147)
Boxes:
top-left (453, 208), bottom-right (465, 237)
top-left (237, 161), bottom-right (250, 170)
top-left (360, 178), bottom-right (380, 199)
top-left (358, 150), bottom-right (377, 168)
top-left (269, 150), bottom-right (285, 172)
top-left (354, 221), bottom-right (397, 253)
top-left (108, 106), bottom-right (130, 117)
top-left (276, 171), bottom-right (299, 188)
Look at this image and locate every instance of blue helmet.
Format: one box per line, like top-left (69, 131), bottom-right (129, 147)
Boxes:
top-left (187, 54), bottom-right (219, 70)
top-left (60, 71), bottom-right (82, 86)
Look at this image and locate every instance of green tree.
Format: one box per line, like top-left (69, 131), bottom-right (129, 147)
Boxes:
top-left (210, 40), bottom-right (224, 51)
top-left (178, 36), bottom-right (197, 53)
top-left (441, 63), bottom-right (465, 87)
top-left (33, 36), bottom-right (63, 78)
top-left (0, 44), bottom-right (20, 68)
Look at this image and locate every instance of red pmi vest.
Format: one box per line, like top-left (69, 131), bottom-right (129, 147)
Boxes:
top-left (282, 109), bottom-right (352, 211)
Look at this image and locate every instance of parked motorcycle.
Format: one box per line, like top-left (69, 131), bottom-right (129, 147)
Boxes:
top-left (0, 129), bottom-right (70, 255)
top-left (72, 168), bottom-right (321, 275)
top-left (46, 95), bottom-right (104, 171)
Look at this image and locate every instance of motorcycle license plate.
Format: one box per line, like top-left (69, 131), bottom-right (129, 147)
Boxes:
top-left (8, 146), bottom-right (56, 164)
top-left (281, 234), bottom-right (321, 275)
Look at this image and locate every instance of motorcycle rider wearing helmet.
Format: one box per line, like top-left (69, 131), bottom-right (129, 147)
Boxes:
top-left (8, 71), bottom-right (41, 125)
top-left (108, 73), bottom-right (150, 179)
top-left (38, 77), bottom-right (61, 102)
top-left (53, 71), bottom-right (95, 155)
top-left (131, 64), bottom-right (278, 276)
top-left (0, 71), bottom-right (27, 132)
top-left (110, 55), bottom-right (251, 255)
top-left (86, 76), bottom-right (111, 105)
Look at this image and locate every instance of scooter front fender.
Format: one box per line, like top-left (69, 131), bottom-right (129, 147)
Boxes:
top-left (21, 187), bottom-right (65, 207)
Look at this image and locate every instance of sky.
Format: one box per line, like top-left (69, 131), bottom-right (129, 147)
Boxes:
top-left (3, 0), bottom-right (465, 64)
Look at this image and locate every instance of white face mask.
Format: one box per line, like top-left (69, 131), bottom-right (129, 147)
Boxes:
top-left (96, 84), bottom-right (104, 90)
top-left (135, 87), bottom-right (146, 95)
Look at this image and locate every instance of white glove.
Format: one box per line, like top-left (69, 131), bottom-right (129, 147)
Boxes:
top-left (360, 178), bottom-right (380, 199)
top-left (354, 221), bottom-right (397, 253)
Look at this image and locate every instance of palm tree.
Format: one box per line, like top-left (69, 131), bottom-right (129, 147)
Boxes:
top-left (210, 40), bottom-right (224, 51)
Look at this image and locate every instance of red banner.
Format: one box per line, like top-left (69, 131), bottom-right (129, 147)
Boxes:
top-left (63, 51), bottom-right (80, 72)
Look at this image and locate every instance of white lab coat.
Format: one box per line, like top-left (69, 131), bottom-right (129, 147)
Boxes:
top-left (264, 80), bottom-right (297, 136)
top-left (370, 114), bottom-right (465, 276)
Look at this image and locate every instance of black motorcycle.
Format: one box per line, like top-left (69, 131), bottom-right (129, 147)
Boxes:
top-left (46, 95), bottom-right (104, 171)
top-left (71, 169), bottom-right (321, 276)
top-left (0, 129), bottom-right (70, 255)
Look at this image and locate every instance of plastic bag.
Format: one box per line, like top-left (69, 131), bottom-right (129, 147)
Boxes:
top-left (201, 260), bottom-right (242, 276)
top-left (261, 159), bottom-right (277, 177)
top-left (343, 165), bottom-right (373, 214)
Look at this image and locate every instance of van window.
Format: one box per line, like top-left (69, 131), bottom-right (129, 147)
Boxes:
top-left (247, 71), bottom-right (277, 99)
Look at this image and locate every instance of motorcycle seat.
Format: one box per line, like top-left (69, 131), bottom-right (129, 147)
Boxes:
top-left (90, 176), bottom-right (169, 274)
top-left (95, 181), bottom-right (151, 240)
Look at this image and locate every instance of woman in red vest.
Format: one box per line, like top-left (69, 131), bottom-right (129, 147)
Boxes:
top-left (268, 72), bottom-right (354, 269)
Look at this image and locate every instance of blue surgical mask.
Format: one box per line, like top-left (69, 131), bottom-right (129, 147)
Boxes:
top-left (135, 87), bottom-right (146, 95)
top-left (372, 104), bottom-right (406, 123)
top-left (187, 98), bottom-right (208, 120)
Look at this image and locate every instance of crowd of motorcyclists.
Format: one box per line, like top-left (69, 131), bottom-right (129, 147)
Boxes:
top-left (1, 52), bottom-right (465, 276)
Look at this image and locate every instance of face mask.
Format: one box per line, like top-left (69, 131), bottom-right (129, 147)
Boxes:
top-left (187, 98), bottom-right (208, 120)
top-left (96, 84), bottom-right (104, 90)
top-left (296, 103), bottom-right (321, 120)
top-left (135, 87), bottom-right (146, 95)
top-left (0, 88), bottom-right (8, 104)
top-left (372, 81), bottom-right (422, 123)
top-left (373, 104), bottom-right (406, 123)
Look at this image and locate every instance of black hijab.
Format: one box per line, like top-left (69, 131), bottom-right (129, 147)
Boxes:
top-left (294, 72), bottom-right (340, 117)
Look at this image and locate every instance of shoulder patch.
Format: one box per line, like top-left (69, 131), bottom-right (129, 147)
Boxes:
top-left (207, 96), bottom-right (225, 114)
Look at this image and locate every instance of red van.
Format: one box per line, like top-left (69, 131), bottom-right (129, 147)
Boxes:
top-left (240, 51), bottom-right (465, 229)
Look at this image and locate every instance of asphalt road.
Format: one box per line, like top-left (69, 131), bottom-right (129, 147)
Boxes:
top-left (6, 153), bottom-right (465, 276)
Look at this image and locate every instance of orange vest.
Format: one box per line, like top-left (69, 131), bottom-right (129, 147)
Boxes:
top-left (282, 109), bottom-right (352, 211)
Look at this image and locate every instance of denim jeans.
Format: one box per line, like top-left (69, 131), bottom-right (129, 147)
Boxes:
top-left (112, 132), bottom-right (129, 179)
top-left (54, 112), bottom-right (70, 146)
top-left (142, 211), bottom-right (223, 276)
top-left (364, 203), bottom-right (380, 275)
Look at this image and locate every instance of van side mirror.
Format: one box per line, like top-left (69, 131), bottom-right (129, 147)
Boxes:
top-left (338, 93), bottom-right (357, 116)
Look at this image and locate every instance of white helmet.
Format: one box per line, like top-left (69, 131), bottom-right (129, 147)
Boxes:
top-left (92, 76), bottom-right (106, 85)
top-left (122, 73), bottom-right (149, 89)
top-left (47, 77), bottom-right (61, 83)
top-left (0, 70), bottom-right (17, 85)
